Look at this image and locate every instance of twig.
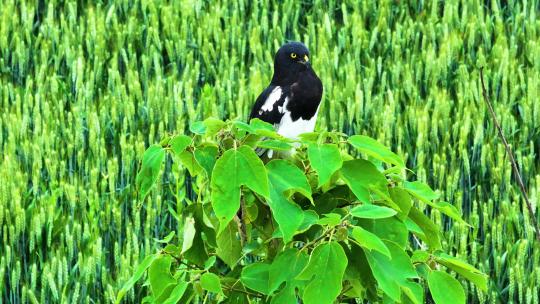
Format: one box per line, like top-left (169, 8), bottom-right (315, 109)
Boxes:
top-left (336, 199), bottom-right (362, 208)
top-left (233, 214), bottom-right (247, 247)
top-left (479, 68), bottom-right (540, 242)
top-left (338, 285), bottom-right (354, 302)
top-left (222, 285), bottom-right (264, 299)
top-left (170, 254), bottom-right (202, 271)
top-left (300, 228), bottom-right (333, 252)
top-left (239, 195), bottom-right (248, 246)
top-left (412, 234), bottom-right (426, 251)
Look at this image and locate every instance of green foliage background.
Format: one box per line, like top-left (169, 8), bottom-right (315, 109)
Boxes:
top-left (1, 0), bottom-right (539, 303)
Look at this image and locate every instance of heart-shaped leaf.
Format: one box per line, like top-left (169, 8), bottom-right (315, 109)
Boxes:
top-left (136, 145), bottom-right (166, 198)
top-left (428, 271), bottom-right (465, 304)
top-left (307, 143), bottom-right (343, 186)
top-left (211, 146), bottom-right (269, 231)
top-left (266, 160), bottom-right (312, 243)
top-left (297, 242), bottom-right (348, 304)
top-left (241, 263), bottom-right (271, 295)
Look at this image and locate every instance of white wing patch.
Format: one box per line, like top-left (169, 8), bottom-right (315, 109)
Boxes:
top-left (258, 87), bottom-right (282, 115)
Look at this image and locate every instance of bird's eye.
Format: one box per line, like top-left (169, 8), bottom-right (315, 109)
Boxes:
top-left (290, 53), bottom-right (297, 59)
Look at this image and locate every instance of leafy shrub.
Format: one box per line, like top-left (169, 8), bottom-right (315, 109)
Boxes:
top-left (117, 119), bottom-right (487, 304)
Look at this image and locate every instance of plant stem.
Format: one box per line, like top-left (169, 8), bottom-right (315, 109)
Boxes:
top-left (300, 228), bottom-right (333, 252)
top-left (348, 237), bottom-right (363, 249)
top-left (222, 285), bottom-right (264, 299)
top-left (170, 255), bottom-right (201, 271)
top-left (240, 195), bottom-right (247, 245)
top-left (479, 68), bottom-right (540, 242)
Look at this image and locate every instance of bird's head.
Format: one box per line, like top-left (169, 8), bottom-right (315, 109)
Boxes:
top-left (271, 42), bottom-right (311, 84)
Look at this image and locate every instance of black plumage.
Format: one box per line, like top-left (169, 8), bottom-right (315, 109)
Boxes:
top-left (249, 42), bottom-right (323, 140)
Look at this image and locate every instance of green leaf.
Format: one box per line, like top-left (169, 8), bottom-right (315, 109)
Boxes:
top-left (405, 218), bottom-right (423, 235)
top-left (189, 121), bottom-right (206, 134)
top-left (116, 254), bottom-right (158, 304)
top-left (401, 280), bottom-right (424, 304)
top-left (250, 118), bottom-right (283, 138)
top-left (298, 132), bottom-right (319, 142)
top-left (427, 271), bottom-right (465, 304)
top-left (203, 117), bottom-right (226, 137)
top-left (154, 231), bottom-right (175, 243)
top-left (211, 146), bottom-right (269, 231)
top-left (343, 244), bottom-right (378, 301)
top-left (162, 281), bottom-right (189, 304)
top-left (257, 139), bottom-right (294, 151)
top-left (169, 135), bottom-right (192, 156)
top-left (348, 135), bottom-right (405, 167)
top-left (297, 210), bottom-right (319, 232)
top-left (244, 201), bottom-right (259, 223)
top-left (200, 273), bottom-right (222, 294)
top-left (204, 256), bottom-right (217, 270)
top-left (317, 213), bottom-right (342, 226)
top-left (178, 150), bottom-right (204, 176)
top-left (181, 216), bottom-right (196, 253)
top-left (434, 253), bottom-right (488, 291)
top-left (269, 248), bottom-right (309, 293)
top-left (240, 262), bottom-right (271, 295)
top-left (341, 279), bottom-right (364, 299)
top-left (404, 181), bottom-right (439, 203)
top-left (389, 187), bottom-right (413, 219)
top-left (411, 250), bottom-right (430, 264)
top-left (266, 160), bottom-right (312, 243)
top-left (350, 204), bottom-right (397, 219)
top-left (216, 221), bottom-right (242, 268)
top-left (194, 145), bottom-right (218, 177)
top-left (297, 242), bottom-right (348, 304)
top-left (183, 209), bottom-right (209, 267)
top-left (432, 201), bottom-right (470, 226)
top-left (242, 133), bottom-right (263, 147)
top-left (250, 118), bottom-right (275, 130)
top-left (307, 143), bottom-right (343, 186)
top-left (340, 159), bottom-right (388, 203)
top-left (270, 284), bottom-right (296, 304)
top-left (370, 217), bottom-right (409, 248)
top-left (408, 207), bottom-right (442, 250)
top-left (193, 202), bottom-right (217, 248)
top-left (364, 241), bottom-right (418, 302)
top-left (136, 145), bottom-right (166, 198)
top-left (351, 226), bottom-right (390, 258)
top-left (233, 120), bottom-right (256, 134)
top-left (149, 255), bottom-right (177, 300)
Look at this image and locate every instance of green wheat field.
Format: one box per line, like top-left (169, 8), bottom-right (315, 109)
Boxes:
top-left (1, 0), bottom-right (539, 303)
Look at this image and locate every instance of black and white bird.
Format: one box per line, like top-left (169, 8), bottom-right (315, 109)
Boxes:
top-left (249, 42), bottom-right (323, 144)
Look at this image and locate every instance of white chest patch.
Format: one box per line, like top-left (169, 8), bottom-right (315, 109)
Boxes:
top-left (277, 106), bottom-right (320, 139)
top-left (259, 87), bottom-right (282, 114)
